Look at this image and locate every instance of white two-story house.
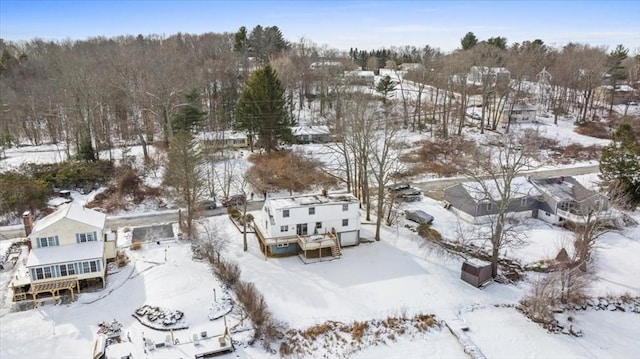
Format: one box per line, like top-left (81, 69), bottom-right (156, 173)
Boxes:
top-left (256, 193), bottom-right (361, 258)
top-left (17, 203), bottom-right (111, 303)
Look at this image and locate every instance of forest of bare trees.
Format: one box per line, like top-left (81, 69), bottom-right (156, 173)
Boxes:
top-left (1, 29), bottom-right (638, 159)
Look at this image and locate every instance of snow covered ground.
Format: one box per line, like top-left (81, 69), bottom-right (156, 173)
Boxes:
top-left (1, 88), bottom-right (639, 358)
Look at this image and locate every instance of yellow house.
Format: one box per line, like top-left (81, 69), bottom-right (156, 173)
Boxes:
top-left (198, 131), bottom-right (249, 149)
top-left (16, 204), bottom-right (110, 303)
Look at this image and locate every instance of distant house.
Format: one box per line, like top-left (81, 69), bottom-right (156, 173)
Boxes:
top-left (310, 61), bottom-right (344, 71)
top-left (13, 204), bottom-right (115, 303)
top-left (468, 66), bottom-right (511, 87)
top-left (529, 176), bottom-right (609, 225)
top-left (444, 176), bottom-right (609, 225)
top-left (344, 70), bottom-right (375, 86)
top-left (502, 103), bottom-right (537, 123)
top-left (399, 63), bottom-right (423, 72)
top-left (254, 193), bottom-right (361, 260)
top-left (594, 85), bottom-right (637, 105)
top-left (291, 125), bottom-right (331, 144)
top-left (443, 177), bottom-right (537, 224)
top-left (197, 131), bottom-right (249, 150)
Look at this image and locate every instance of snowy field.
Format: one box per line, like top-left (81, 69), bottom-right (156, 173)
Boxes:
top-left (1, 186), bottom-right (639, 358)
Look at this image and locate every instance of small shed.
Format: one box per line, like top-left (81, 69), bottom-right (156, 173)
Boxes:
top-left (461, 260), bottom-right (492, 288)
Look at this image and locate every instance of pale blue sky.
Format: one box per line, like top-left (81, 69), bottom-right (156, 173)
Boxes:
top-left (1, 0), bottom-right (639, 52)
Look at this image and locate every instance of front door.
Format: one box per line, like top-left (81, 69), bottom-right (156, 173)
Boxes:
top-left (296, 223), bottom-right (308, 236)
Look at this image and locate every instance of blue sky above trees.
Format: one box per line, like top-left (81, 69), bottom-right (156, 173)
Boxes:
top-left (1, 0), bottom-right (638, 53)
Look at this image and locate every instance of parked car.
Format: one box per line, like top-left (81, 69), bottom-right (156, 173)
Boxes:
top-left (388, 182), bottom-right (411, 192)
top-left (405, 210), bottom-right (434, 225)
top-left (222, 194), bottom-right (246, 207)
top-left (395, 188), bottom-right (422, 202)
top-left (197, 199), bottom-right (218, 210)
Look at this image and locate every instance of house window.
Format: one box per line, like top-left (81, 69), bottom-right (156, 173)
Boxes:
top-left (276, 242), bottom-right (289, 248)
top-left (77, 232), bottom-right (97, 243)
top-left (60, 264), bottom-right (68, 277)
top-left (32, 268), bottom-right (44, 280)
top-left (296, 223), bottom-right (308, 235)
top-left (520, 198), bottom-right (528, 207)
top-left (283, 209), bottom-right (290, 218)
top-left (82, 261), bottom-right (90, 273)
top-left (67, 264), bottom-right (75, 275)
top-left (316, 222), bottom-right (322, 229)
top-left (309, 207), bottom-right (315, 215)
top-left (486, 202), bottom-right (493, 211)
top-left (37, 236), bottom-right (59, 248)
top-left (90, 261), bottom-right (98, 272)
top-left (43, 266), bottom-right (52, 279)
top-left (342, 219), bottom-right (349, 227)
top-left (342, 204), bottom-right (349, 211)
top-left (280, 225), bottom-right (288, 232)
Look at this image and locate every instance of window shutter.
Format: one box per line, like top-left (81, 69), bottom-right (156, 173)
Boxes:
top-left (97, 260), bottom-right (102, 272)
top-left (94, 231), bottom-right (98, 241)
top-left (55, 236), bottom-right (59, 246)
top-left (30, 268), bottom-right (37, 280)
top-left (76, 233), bottom-right (80, 243)
top-left (35, 239), bottom-right (41, 248)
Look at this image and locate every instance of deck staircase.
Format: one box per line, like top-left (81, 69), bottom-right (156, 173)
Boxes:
top-left (330, 236), bottom-right (342, 258)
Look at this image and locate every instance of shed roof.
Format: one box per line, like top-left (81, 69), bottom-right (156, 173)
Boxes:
top-left (26, 240), bottom-right (104, 267)
top-left (30, 203), bottom-right (106, 236)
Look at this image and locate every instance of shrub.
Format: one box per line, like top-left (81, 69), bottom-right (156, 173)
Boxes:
top-left (213, 259), bottom-right (240, 287)
top-left (574, 121), bottom-right (611, 139)
top-left (130, 242), bottom-right (142, 251)
top-left (519, 276), bottom-right (558, 325)
top-left (417, 224), bottom-right (442, 241)
top-left (227, 207), bottom-right (241, 220)
top-left (350, 321), bottom-right (369, 342)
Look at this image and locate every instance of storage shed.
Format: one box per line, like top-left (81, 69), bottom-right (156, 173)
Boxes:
top-left (461, 260), bottom-right (492, 288)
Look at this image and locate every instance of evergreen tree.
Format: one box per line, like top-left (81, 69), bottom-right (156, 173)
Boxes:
top-left (172, 89), bottom-right (206, 134)
top-left (461, 32), bottom-right (478, 50)
top-left (600, 123), bottom-right (640, 209)
top-left (486, 36), bottom-right (508, 50)
top-left (233, 26), bottom-right (248, 53)
top-left (376, 75), bottom-right (396, 104)
top-left (607, 45), bottom-right (628, 115)
top-left (235, 65), bottom-right (292, 152)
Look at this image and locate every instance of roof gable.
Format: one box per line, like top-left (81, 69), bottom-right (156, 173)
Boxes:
top-left (30, 203), bottom-right (106, 236)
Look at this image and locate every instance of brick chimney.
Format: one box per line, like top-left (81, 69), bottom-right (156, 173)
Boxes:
top-left (23, 211), bottom-right (34, 236)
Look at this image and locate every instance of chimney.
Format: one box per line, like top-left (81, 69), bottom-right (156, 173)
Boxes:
top-left (22, 211), bottom-right (34, 237)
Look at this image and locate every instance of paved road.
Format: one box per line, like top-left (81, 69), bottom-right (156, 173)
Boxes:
top-left (0, 201), bottom-right (265, 240)
top-left (0, 164), bottom-right (599, 240)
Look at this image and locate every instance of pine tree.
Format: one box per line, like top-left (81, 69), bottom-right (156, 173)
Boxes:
top-left (461, 32), bottom-right (478, 50)
top-left (235, 65), bottom-right (292, 152)
top-left (172, 89), bottom-right (206, 134)
top-left (376, 75), bottom-right (396, 104)
top-left (600, 123), bottom-right (640, 209)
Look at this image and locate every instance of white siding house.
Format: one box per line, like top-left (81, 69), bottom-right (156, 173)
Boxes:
top-left (19, 204), bottom-right (109, 302)
top-left (258, 193), bottom-right (361, 256)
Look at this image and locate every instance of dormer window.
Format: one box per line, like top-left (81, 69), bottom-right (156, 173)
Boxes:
top-left (283, 209), bottom-right (290, 218)
top-left (309, 207), bottom-right (315, 215)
